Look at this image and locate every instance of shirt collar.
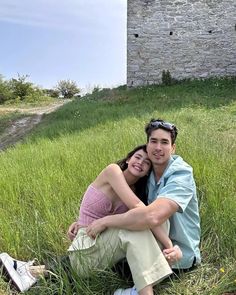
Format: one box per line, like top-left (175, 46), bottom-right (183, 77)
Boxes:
top-left (150, 156), bottom-right (175, 185)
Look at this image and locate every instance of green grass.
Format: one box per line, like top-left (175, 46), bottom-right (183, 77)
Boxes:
top-left (0, 77), bottom-right (236, 294)
top-left (2, 95), bottom-right (58, 107)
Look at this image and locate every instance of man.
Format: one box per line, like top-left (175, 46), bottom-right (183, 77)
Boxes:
top-left (86, 118), bottom-right (201, 294)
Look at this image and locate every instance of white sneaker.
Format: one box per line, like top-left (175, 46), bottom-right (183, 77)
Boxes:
top-left (0, 252), bottom-right (37, 292)
top-left (114, 286), bottom-right (138, 295)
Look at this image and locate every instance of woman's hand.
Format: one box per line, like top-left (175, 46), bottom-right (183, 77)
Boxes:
top-left (67, 222), bottom-right (79, 241)
top-left (163, 245), bottom-right (182, 265)
top-left (86, 218), bottom-right (107, 239)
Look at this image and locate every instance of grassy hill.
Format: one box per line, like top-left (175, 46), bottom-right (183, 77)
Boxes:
top-left (0, 78), bottom-right (236, 294)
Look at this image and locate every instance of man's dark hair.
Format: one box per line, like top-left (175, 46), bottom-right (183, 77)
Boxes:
top-left (145, 118), bottom-right (178, 144)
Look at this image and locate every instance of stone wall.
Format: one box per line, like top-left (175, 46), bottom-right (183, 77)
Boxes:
top-left (127, 0), bottom-right (236, 86)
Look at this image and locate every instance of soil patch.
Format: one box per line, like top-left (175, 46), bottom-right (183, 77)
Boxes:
top-left (0, 100), bottom-right (70, 151)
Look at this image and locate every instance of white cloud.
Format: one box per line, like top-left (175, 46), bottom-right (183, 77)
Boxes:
top-left (0, 0), bottom-right (127, 33)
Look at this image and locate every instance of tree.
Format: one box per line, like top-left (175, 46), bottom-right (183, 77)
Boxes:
top-left (55, 79), bottom-right (80, 98)
top-left (9, 74), bottom-right (35, 100)
top-left (0, 75), bottom-right (12, 104)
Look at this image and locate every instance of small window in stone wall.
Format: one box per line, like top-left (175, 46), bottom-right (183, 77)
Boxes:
top-left (134, 33), bottom-right (139, 38)
top-left (169, 31), bottom-right (173, 35)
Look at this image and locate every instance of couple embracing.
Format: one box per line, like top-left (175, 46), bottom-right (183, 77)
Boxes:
top-left (0, 118), bottom-right (201, 295)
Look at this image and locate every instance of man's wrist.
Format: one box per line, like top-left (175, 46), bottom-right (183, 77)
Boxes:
top-left (102, 215), bottom-right (116, 229)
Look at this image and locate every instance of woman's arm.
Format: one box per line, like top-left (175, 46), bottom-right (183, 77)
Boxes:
top-left (67, 164), bottom-right (144, 240)
top-left (102, 164), bottom-right (145, 209)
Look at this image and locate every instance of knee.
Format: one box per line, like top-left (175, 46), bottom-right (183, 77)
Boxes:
top-left (120, 229), bottom-right (155, 242)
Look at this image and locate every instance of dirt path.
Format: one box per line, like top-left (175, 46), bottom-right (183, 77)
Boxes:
top-left (0, 100), bottom-right (70, 151)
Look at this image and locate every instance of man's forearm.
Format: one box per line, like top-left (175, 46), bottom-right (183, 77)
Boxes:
top-left (102, 198), bottom-right (178, 231)
top-left (103, 206), bottom-right (153, 230)
top-left (86, 198), bottom-right (179, 239)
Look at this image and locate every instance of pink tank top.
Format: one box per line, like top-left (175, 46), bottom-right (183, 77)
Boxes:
top-left (78, 184), bottom-right (129, 226)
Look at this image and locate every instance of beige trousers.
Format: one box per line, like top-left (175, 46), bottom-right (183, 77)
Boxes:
top-left (68, 225), bottom-right (172, 292)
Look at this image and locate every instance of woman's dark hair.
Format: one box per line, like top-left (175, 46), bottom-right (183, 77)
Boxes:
top-left (116, 144), bottom-right (151, 205)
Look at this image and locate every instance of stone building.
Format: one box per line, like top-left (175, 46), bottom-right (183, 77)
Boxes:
top-left (127, 0), bottom-right (236, 86)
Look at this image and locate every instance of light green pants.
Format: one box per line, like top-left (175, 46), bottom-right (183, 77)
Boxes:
top-left (68, 226), bottom-right (172, 292)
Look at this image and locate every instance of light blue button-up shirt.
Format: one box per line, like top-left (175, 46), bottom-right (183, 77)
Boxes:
top-left (147, 155), bottom-right (201, 269)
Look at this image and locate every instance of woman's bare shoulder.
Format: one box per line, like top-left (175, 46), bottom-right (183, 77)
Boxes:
top-left (94, 163), bottom-right (123, 187)
top-left (103, 163), bottom-right (122, 175)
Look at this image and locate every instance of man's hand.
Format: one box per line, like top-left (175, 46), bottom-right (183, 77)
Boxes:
top-left (67, 221), bottom-right (79, 241)
top-left (86, 218), bottom-right (107, 239)
top-left (163, 245), bottom-right (182, 265)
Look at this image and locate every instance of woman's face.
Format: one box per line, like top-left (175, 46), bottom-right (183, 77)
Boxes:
top-left (127, 149), bottom-right (151, 178)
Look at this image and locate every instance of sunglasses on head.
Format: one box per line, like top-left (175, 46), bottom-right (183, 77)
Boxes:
top-left (150, 120), bottom-right (176, 131)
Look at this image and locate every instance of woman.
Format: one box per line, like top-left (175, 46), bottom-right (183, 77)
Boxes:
top-left (66, 144), bottom-right (178, 295)
top-left (67, 144), bottom-right (172, 249)
top-left (0, 145), bottom-right (179, 294)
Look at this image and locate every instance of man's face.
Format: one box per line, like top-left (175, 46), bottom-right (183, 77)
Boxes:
top-left (147, 128), bottom-right (175, 169)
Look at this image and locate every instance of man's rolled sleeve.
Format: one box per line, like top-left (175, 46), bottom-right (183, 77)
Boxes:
top-left (158, 170), bottom-right (195, 213)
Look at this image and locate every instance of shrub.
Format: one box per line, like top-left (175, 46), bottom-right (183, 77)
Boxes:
top-left (44, 89), bottom-right (60, 98)
top-left (161, 70), bottom-right (172, 86)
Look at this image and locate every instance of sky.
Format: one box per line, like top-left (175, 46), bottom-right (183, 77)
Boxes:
top-left (0, 0), bottom-right (127, 92)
